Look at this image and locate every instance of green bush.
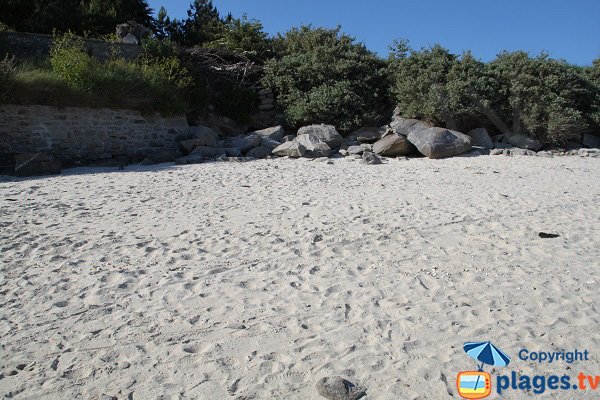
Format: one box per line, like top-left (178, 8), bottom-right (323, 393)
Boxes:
top-left (50, 32), bottom-right (97, 89)
top-left (0, 55), bottom-right (17, 102)
top-left (263, 26), bottom-right (390, 133)
top-left (210, 15), bottom-right (272, 62)
top-left (388, 42), bottom-right (600, 145)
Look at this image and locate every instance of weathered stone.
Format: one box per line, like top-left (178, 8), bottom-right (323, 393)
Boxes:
top-left (140, 157), bottom-right (154, 165)
top-left (121, 33), bottom-right (138, 45)
top-left (260, 137), bottom-right (281, 150)
top-left (297, 124), bottom-right (343, 148)
top-left (283, 135), bottom-right (296, 142)
top-left (346, 145), bottom-right (364, 155)
top-left (390, 117), bottom-right (431, 136)
top-left (252, 125), bottom-right (285, 141)
top-left (507, 134), bottom-right (543, 151)
top-left (246, 146), bottom-right (272, 159)
top-left (14, 152), bottom-right (61, 176)
top-left (373, 133), bottom-right (416, 157)
top-left (583, 133), bottom-right (600, 149)
top-left (490, 149), bottom-right (504, 155)
top-left (493, 142), bottom-right (511, 149)
top-left (579, 148), bottom-right (600, 158)
top-left (510, 148), bottom-right (528, 156)
top-left (361, 152), bottom-right (383, 165)
top-left (466, 128), bottom-right (493, 149)
top-left (272, 141), bottom-right (306, 157)
top-left (295, 134), bottom-right (332, 157)
top-left (315, 376), bottom-right (366, 400)
top-left (225, 134), bottom-right (262, 153)
top-left (407, 127), bottom-right (472, 158)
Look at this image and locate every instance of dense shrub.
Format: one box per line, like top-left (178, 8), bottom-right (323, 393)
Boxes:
top-left (263, 26), bottom-right (390, 133)
top-left (388, 42), bottom-right (600, 144)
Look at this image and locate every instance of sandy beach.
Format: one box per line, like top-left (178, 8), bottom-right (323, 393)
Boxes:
top-left (1, 155), bottom-right (599, 399)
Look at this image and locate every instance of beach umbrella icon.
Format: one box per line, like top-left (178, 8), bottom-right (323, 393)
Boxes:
top-left (464, 341), bottom-right (511, 370)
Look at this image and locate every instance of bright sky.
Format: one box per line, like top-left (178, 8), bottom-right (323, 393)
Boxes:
top-left (148, 0), bottom-right (600, 65)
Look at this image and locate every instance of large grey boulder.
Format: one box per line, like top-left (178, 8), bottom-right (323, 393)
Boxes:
top-left (390, 117), bottom-right (431, 136)
top-left (225, 134), bottom-right (262, 153)
top-left (14, 153), bottom-right (61, 177)
top-left (315, 376), bottom-right (366, 400)
top-left (297, 124), bottom-right (343, 148)
top-left (252, 125), bottom-right (285, 141)
top-left (346, 145), bottom-right (365, 155)
top-left (373, 133), bottom-right (416, 157)
top-left (583, 133), bottom-right (600, 149)
top-left (272, 141), bottom-right (306, 157)
top-left (407, 127), bottom-right (472, 158)
top-left (466, 128), bottom-right (493, 149)
top-left (296, 134), bottom-right (332, 157)
top-left (361, 152), bottom-right (383, 165)
top-left (507, 134), bottom-right (543, 151)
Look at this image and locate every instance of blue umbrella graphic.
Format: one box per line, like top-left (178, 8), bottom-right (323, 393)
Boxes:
top-left (463, 341), bottom-right (511, 392)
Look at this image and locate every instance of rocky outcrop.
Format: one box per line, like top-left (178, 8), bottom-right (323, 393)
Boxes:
top-left (347, 127), bottom-right (387, 144)
top-left (407, 127), bottom-right (472, 158)
top-left (253, 125), bottom-right (285, 141)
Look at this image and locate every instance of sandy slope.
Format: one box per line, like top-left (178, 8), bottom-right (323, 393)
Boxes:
top-left (0, 156), bottom-right (599, 399)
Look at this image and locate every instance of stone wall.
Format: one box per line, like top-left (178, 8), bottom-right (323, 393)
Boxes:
top-left (0, 32), bottom-right (141, 62)
top-left (0, 105), bottom-right (189, 170)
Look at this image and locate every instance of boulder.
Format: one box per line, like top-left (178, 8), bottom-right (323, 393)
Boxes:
top-left (493, 142), bottom-right (511, 149)
top-left (14, 153), bottom-right (61, 177)
top-left (225, 134), bottom-right (262, 153)
top-left (252, 125), bottom-right (285, 141)
top-left (140, 157), bottom-right (154, 165)
top-left (272, 141), bottom-right (306, 157)
top-left (297, 124), bottom-right (343, 148)
top-left (361, 152), bottom-right (383, 165)
top-left (315, 376), bottom-right (366, 400)
top-left (260, 137), bottom-right (281, 150)
top-left (346, 145), bottom-right (364, 155)
top-left (390, 117), bottom-right (431, 136)
top-left (373, 133), bottom-right (416, 157)
top-left (296, 134), bottom-right (332, 157)
top-left (283, 135), bottom-right (296, 142)
top-left (466, 128), bottom-right (493, 149)
top-left (151, 150), bottom-right (180, 163)
top-left (507, 134), bottom-right (543, 151)
top-left (407, 127), bottom-right (472, 159)
top-left (583, 133), bottom-right (600, 149)
top-left (247, 146), bottom-right (272, 159)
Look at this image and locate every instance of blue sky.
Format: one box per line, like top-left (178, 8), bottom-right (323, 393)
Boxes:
top-left (148, 0), bottom-right (600, 65)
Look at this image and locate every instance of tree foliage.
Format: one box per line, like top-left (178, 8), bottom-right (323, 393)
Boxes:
top-left (0, 0), bottom-right (155, 37)
top-left (263, 26), bottom-right (390, 132)
top-left (388, 41), bottom-right (600, 144)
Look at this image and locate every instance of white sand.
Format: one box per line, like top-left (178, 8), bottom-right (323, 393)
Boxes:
top-left (1, 156), bottom-right (599, 399)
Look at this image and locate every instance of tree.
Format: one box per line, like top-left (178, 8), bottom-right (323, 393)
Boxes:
top-left (209, 15), bottom-right (272, 61)
top-left (169, 0), bottom-right (224, 46)
top-left (263, 26), bottom-right (390, 132)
